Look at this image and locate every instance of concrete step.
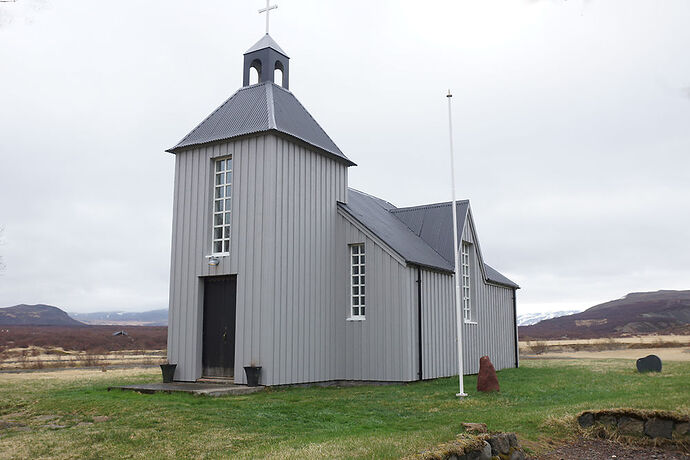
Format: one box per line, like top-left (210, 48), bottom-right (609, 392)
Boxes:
top-left (196, 377), bottom-right (235, 385)
top-left (109, 382), bottom-right (263, 397)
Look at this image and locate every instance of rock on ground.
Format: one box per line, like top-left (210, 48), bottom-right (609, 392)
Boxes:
top-left (476, 356), bottom-right (500, 393)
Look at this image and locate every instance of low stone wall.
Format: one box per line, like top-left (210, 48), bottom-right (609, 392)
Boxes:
top-left (578, 409), bottom-right (690, 441)
top-left (412, 432), bottom-right (527, 460)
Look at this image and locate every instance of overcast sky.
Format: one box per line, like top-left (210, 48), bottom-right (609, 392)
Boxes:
top-left (0, 0), bottom-right (688, 314)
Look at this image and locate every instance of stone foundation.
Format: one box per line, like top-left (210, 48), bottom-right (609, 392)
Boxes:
top-left (577, 409), bottom-right (690, 441)
top-left (412, 432), bottom-right (527, 460)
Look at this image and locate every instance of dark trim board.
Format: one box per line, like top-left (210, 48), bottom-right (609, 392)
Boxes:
top-left (512, 288), bottom-right (520, 368)
top-left (416, 266), bottom-right (423, 380)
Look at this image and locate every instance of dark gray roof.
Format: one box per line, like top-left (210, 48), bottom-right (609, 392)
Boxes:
top-left (391, 201), bottom-right (470, 266)
top-left (338, 190), bottom-right (453, 272)
top-left (484, 264), bottom-right (519, 288)
top-left (339, 188), bottom-right (519, 288)
top-left (392, 201), bottom-right (518, 288)
top-left (245, 34), bottom-right (288, 57)
top-left (168, 82), bottom-right (353, 165)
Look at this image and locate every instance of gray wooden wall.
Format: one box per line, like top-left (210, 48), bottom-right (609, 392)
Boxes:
top-left (337, 213), bottom-right (418, 382)
top-left (168, 132), bottom-right (516, 385)
top-left (168, 134), bottom-right (349, 384)
top-left (417, 215), bottom-right (518, 379)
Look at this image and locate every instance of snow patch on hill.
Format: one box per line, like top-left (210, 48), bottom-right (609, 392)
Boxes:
top-left (517, 310), bottom-right (581, 326)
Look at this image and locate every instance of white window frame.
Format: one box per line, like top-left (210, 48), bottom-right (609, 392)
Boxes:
top-left (461, 242), bottom-right (473, 323)
top-left (348, 243), bottom-right (366, 320)
top-left (211, 157), bottom-right (232, 256)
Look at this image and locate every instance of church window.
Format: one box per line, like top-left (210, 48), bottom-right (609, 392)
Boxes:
top-left (212, 157), bottom-right (232, 255)
top-left (461, 242), bottom-right (472, 321)
top-left (350, 244), bottom-right (366, 319)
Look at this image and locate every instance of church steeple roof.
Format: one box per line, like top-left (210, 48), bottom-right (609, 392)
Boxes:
top-left (245, 34), bottom-right (288, 57)
top-left (167, 82), bottom-right (353, 165)
top-left (168, 32), bottom-right (351, 165)
top-left (242, 34), bottom-right (290, 89)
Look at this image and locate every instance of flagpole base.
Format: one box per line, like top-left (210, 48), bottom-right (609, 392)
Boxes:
top-left (456, 392), bottom-right (468, 398)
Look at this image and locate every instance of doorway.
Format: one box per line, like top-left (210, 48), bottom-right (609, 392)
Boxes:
top-left (202, 275), bottom-right (237, 378)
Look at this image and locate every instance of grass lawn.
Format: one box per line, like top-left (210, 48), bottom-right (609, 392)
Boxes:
top-left (0, 359), bottom-right (688, 459)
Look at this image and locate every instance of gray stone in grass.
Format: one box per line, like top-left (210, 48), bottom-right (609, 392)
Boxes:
top-left (92, 416), bottom-right (110, 423)
top-left (507, 433), bottom-right (518, 448)
top-left (0, 421), bottom-right (26, 429)
top-left (645, 418), bottom-right (674, 439)
top-left (674, 422), bottom-right (690, 437)
top-left (43, 424), bottom-right (67, 430)
top-left (577, 412), bottom-right (595, 428)
top-left (34, 415), bottom-right (59, 422)
top-left (509, 450), bottom-right (526, 460)
top-left (618, 416), bottom-right (645, 436)
top-left (636, 354), bottom-right (662, 373)
top-left (597, 415), bottom-right (618, 427)
top-left (488, 433), bottom-right (511, 455)
top-left (466, 441), bottom-right (492, 460)
top-left (481, 442), bottom-right (493, 460)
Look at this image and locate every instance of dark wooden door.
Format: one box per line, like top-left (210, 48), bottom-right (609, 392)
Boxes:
top-left (202, 275), bottom-right (237, 378)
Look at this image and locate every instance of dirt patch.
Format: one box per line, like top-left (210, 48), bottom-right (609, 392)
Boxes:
top-left (522, 347), bottom-right (690, 361)
top-left (532, 437), bottom-right (690, 459)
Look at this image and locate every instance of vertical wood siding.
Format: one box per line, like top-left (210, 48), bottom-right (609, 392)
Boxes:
top-left (419, 269), bottom-right (517, 378)
top-left (418, 218), bottom-right (517, 379)
top-left (337, 214), bottom-right (417, 382)
top-left (419, 269), bottom-right (457, 379)
top-left (168, 133), bottom-right (515, 384)
top-left (168, 134), bottom-right (349, 384)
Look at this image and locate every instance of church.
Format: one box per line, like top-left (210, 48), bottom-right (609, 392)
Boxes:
top-left (165, 32), bottom-right (519, 386)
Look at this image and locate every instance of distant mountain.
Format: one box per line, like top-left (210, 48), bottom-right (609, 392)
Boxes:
top-left (519, 290), bottom-right (690, 339)
top-left (517, 310), bottom-right (581, 327)
top-left (0, 304), bottom-right (84, 326)
top-left (69, 309), bottom-right (168, 326)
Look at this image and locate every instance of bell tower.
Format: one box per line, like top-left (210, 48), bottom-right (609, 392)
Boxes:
top-left (243, 34), bottom-right (290, 89)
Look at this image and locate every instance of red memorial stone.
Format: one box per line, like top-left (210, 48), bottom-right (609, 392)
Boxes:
top-left (477, 355), bottom-right (500, 392)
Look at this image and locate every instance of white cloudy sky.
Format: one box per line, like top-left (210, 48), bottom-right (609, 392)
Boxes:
top-left (0, 0), bottom-right (688, 314)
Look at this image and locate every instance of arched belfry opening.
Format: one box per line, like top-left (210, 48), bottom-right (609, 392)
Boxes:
top-left (243, 34), bottom-right (289, 89)
top-left (249, 59), bottom-right (262, 85)
top-left (274, 60), bottom-right (284, 87)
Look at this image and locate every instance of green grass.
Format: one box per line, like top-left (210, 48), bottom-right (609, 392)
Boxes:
top-left (0, 359), bottom-right (688, 459)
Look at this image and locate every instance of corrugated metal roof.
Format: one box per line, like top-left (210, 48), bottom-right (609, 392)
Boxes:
top-left (391, 201), bottom-right (469, 266)
top-left (340, 189), bottom-right (519, 288)
top-left (245, 33), bottom-right (288, 57)
top-left (392, 201), bottom-right (518, 288)
top-left (338, 189), bottom-right (454, 272)
top-left (484, 264), bottom-right (519, 288)
top-left (168, 82), bottom-right (353, 165)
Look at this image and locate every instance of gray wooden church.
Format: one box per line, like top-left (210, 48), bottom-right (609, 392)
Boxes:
top-left (166, 33), bottom-right (519, 385)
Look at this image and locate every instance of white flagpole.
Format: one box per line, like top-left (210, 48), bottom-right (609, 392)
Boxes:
top-left (447, 90), bottom-right (467, 398)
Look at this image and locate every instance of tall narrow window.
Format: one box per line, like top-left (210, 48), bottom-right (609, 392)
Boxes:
top-left (212, 157), bottom-right (232, 255)
top-left (461, 242), bottom-right (471, 321)
top-left (350, 244), bottom-right (366, 318)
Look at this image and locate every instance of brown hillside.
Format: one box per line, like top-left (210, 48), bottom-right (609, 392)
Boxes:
top-left (519, 290), bottom-right (690, 339)
top-left (0, 304), bottom-right (84, 326)
top-left (0, 325), bottom-right (167, 352)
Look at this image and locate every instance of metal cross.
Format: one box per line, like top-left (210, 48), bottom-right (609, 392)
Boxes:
top-left (258, 0), bottom-right (278, 35)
